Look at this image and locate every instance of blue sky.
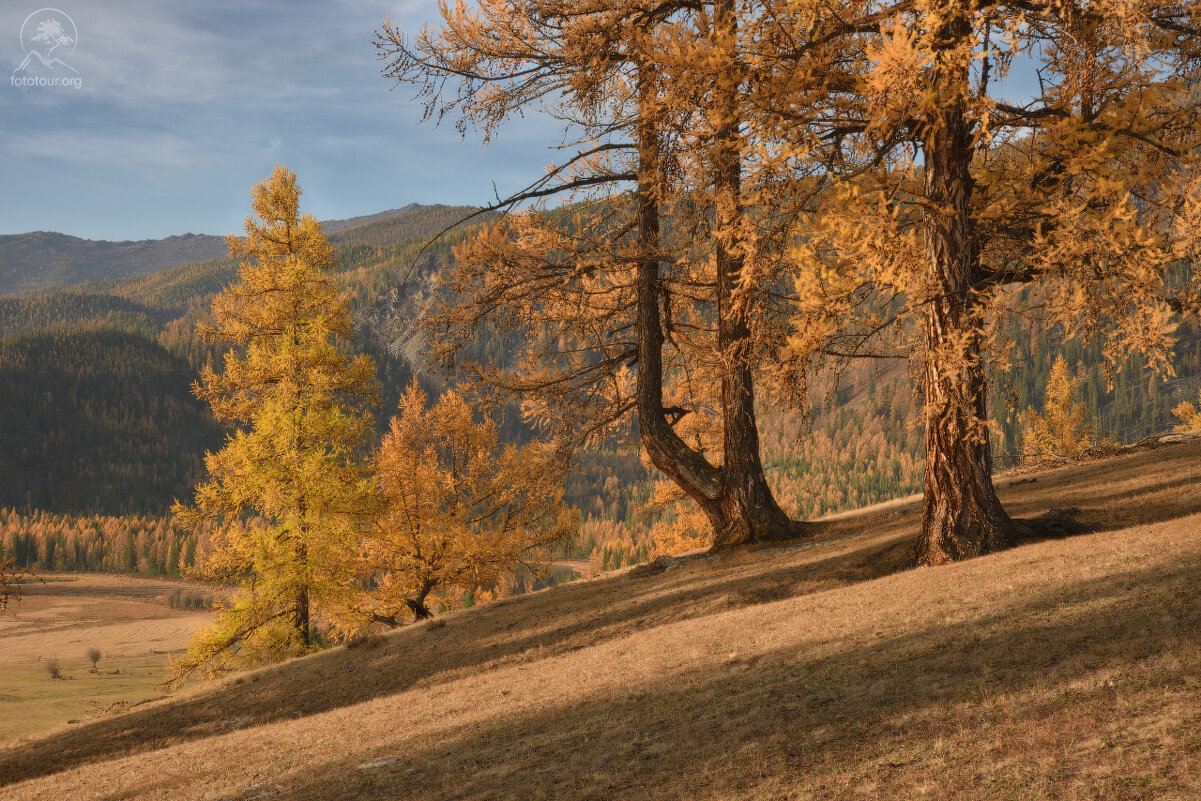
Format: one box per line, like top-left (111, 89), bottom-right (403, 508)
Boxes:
top-left (0, 1), bottom-right (559, 240)
top-left (0, 2), bottom-right (1043, 242)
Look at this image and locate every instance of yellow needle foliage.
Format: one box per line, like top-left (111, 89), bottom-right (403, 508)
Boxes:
top-left (360, 381), bottom-right (576, 624)
top-left (169, 166), bottom-right (378, 683)
top-left (1171, 390), bottom-right (1201, 433)
top-left (1020, 356), bottom-right (1096, 463)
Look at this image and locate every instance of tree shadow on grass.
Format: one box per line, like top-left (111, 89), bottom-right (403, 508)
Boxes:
top-left (0, 529), bottom-right (924, 787)
top-left (239, 552), bottom-right (1201, 801)
top-left (4, 440), bottom-right (1200, 788)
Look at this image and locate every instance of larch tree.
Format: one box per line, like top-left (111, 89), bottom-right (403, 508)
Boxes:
top-left (1020, 355), bottom-right (1096, 462)
top-left (377, 0), bottom-right (817, 549)
top-left (170, 166), bottom-right (378, 681)
top-left (360, 381), bottom-right (576, 623)
top-left (1171, 389), bottom-right (1201, 432)
top-left (758, 0), bottom-right (1201, 563)
top-left (0, 556), bottom-right (28, 614)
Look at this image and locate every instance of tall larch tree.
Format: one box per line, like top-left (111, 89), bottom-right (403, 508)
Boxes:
top-left (170, 166), bottom-right (378, 681)
top-left (377, 0), bottom-right (816, 549)
top-left (759, 0), bottom-right (1201, 563)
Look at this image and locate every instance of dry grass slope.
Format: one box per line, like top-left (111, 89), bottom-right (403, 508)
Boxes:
top-left (2, 439), bottom-right (1201, 799)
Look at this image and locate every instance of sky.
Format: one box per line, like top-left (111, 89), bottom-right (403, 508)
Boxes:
top-left (0, 1), bottom-right (1043, 242)
top-left (0, 0), bottom-right (561, 240)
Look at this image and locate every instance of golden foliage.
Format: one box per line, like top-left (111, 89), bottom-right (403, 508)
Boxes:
top-left (169, 166), bottom-right (379, 683)
top-left (1020, 356), bottom-right (1096, 463)
top-left (358, 381), bottom-right (577, 624)
top-left (1171, 390), bottom-right (1201, 433)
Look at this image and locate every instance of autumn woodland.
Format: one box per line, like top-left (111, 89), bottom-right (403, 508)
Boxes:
top-left (3, 0), bottom-right (1201, 795)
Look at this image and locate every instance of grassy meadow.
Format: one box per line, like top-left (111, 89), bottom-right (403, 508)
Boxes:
top-left (0, 575), bottom-right (214, 744)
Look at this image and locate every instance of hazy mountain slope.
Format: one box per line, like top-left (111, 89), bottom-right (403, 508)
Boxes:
top-left (3, 437), bottom-right (1199, 799)
top-left (0, 205), bottom-right (482, 296)
top-left (0, 205), bottom-right (487, 518)
top-left (319, 204), bottom-right (423, 235)
top-left (0, 232), bottom-right (228, 295)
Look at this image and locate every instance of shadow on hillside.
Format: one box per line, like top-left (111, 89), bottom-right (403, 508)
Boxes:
top-left (242, 552), bottom-right (1201, 801)
top-left (3, 439), bottom-right (1200, 788)
top-left (0, 531), bottom-right (919, 787)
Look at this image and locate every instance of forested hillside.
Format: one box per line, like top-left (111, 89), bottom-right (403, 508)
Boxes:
top-left (0, 206), bottom-right (478, 522)
top-left (3, 203), bottom-right (1201, 575)
top-left (0, 325), bottom-right (222, 514)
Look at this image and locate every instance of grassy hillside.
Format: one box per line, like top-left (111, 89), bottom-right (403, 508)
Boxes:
top-left (2, 437), bottom-right (1199, 799)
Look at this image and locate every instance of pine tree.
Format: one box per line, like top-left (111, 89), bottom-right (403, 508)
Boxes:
top-left (360, 381), bottom-right (575, 623)
top-left (169, 166), bottom-right (378, 682)
top-left (1021, 356), bottom-right (1095, 462)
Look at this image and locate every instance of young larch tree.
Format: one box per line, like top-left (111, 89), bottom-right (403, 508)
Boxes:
top-left (170, 166), bottom-right (378, 681)
top-left (1020, 356), bottom-right (1096, 462)
top-left (361, 381), bottom-right (576, 623)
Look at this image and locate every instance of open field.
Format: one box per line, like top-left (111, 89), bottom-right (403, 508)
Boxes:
top-left (1, 437), bottom-right (1200, 798)
top-left (0, 575), bottom-right (214, 743)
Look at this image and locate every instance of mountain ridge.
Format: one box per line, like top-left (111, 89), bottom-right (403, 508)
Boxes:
top-left (0, 204), bottom-right (454, 295)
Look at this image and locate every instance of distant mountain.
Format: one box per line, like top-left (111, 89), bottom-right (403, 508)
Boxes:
top-left (0, 204), bottom-right (457, 296)
top-left (320, 205), bottom-right (424, 235)
top-left (0, 203), bottom-right (487, 517)
top-left (0, 231), bottom-right (227, 295)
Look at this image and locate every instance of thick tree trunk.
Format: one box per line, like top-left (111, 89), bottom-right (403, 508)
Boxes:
top-left (915, 17), bottom-right (1014, 565)
top-left (295, 585), bottom-right (311, 646)
top-left (633, 64), bottom-right (729, 538)
top-left (708, 2), bottom-right (805, 549)
top-left (630, 38), bottom-right (805, 551)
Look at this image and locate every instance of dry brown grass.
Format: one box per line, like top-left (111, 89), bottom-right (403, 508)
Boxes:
top-left (2, 438), bottom-right (1200, 799)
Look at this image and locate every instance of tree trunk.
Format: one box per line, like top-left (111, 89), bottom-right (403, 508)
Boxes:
top-left (406, 578), bottom-right (435, 621)
top-left (708, 0), bottom-right (805, 549)
top-left (915, 13), bottom-right (1014, 566)
top-left (633, 62), bottom-right (729, 537)
top-left (294, 585), bottom-right (311, 646)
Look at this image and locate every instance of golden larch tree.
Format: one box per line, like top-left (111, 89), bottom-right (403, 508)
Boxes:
top-left (360, 381), bottom-right (576, 623)
top-left (1020, 356), bottom-right (1096, 462)
top-left (170, 166), bottom-right (378, 681)
top-left (763, 0), bottom-right (1201, 563)
top-left (1171, 390), bottom-right (1201, 433)
top-left (377, 0), bottom-right (817, 549)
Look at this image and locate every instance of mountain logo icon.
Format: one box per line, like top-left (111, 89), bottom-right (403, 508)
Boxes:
top-left (13, 8), bottom-right (78, 76)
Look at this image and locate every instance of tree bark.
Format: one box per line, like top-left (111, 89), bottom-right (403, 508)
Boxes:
top-left (294, 584), bottom-right (311, 646)
top-left (633, 62), bottom-right (729, 536)
top-left (631, 34), bottom-right (805, 551)
top-left (406, 578), bottom-right (435, 620)
top-left (915, 9), bottom-right (1014, 565)
top-left (708, 0), bottom-right (805, 548)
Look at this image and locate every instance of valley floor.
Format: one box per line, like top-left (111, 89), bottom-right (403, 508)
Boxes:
top-left (0, 575), bottom-right (214, 743)
top-left (2, 439), bottom-right (1200, 799)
